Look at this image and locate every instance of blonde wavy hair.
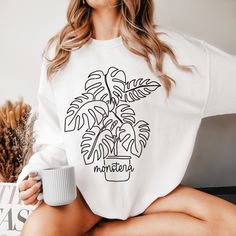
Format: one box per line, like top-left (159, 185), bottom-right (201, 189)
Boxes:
top-left (42, 0), bottom-right (193, 97)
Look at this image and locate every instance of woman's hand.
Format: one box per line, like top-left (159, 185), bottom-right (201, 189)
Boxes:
top-left (18, 171), bottom-right (42, 205)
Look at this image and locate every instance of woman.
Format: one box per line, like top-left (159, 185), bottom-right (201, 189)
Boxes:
top-left (17, 0), bottom-right (236, 235)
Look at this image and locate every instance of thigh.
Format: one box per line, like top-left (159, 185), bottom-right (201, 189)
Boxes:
top-left (21, 187), bottom-right (102, 236)
top-left (144, 184), bottom-right (236, 219)
top-left (143, 184), bottom-right (236, 233)
top-left (86, 185), bottom-right (236, 236)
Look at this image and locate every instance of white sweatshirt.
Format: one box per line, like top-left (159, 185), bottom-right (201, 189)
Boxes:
top-left (16, 25), bottom-right (236, 220)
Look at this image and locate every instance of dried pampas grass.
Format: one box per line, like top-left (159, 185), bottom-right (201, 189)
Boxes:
top-left (0, 96), bottom-right (37, 182)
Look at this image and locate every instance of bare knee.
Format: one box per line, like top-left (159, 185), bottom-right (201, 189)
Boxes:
top-left (21, 201), bottom-right (83, 236)
top-left (203, 217), bottom-right (230, 236)
top-left (206, 207), bottom-right (236, 236)
top-left (21, 188), bottom-right (102, 236)
top-left (21, 203), bottom-right (63, 235)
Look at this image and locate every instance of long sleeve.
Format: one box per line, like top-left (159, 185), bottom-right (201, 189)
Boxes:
top-left (201, 40), bottom-right (236, 118)
top-left (16, 58), bottom-right (68, 194)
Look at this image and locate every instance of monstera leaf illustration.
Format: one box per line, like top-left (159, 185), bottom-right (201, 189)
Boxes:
top-left (101, 103), bottom-right (136, 138)
top-left (85, 67), bottom-right (126, 106)
top-left (117, 120), bottom-right (150, 157)
top-left (130, 120), bottom-right (150, 156)
top-left (64, 66), bottom-right (161, 172)
top-left (122, 78), bottom-right (161, 102)
top-left (81, 126), bottom-right (115, 165)
top-left (115, 103), bottom-right (136, 125)
top-left (102, 113), bottom-right (122, 137)
top-left (64, 93), bottom-right (109, 132)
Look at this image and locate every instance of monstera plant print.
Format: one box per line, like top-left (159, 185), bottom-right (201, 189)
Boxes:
top-left (64, 66), bottom-right (161, 182)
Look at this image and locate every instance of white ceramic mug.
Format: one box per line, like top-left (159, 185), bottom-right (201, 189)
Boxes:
top-left (36, 165), bottom-right (77, 206)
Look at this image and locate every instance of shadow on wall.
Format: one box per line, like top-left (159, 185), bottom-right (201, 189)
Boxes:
top-left (182, 114), bottom-right (236, 188)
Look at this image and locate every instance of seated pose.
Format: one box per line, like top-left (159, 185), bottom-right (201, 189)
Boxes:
top-left (17, 0), bottom-right (236, 235)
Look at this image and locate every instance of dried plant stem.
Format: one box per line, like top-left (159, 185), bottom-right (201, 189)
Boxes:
top-left (0, 96), bottom-right (37, 182)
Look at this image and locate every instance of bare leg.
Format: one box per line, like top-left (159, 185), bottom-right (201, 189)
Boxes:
top-left (88, 184), bottom-right (236, 236)
top-left (92, 212), bottom-right (209, 236)
top-left (21, 187), bottom-right (102, 236)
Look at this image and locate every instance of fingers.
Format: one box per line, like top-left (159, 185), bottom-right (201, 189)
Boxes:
top-left (28, 171), bottom-right (41, 181)
top-left (19, 178), bottom-right (38, 192)
top-left (28, 170), bottom-right (38, 178)
top-left (18, 170), bottom-right (43, 205)
top-left (19, 181), bottom-right (42, 201)
top-left (19, 170), bottom-right (41, 192)
top-left (32, 199), bottom-right (40, 205)
top-left (23, 187), bottom-right (42, 205)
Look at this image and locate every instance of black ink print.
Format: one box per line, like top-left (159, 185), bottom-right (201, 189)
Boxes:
top-left (64, 66), bottom-right (161, 182)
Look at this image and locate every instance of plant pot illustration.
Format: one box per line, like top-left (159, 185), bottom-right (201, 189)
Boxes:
top-left (64, 66), bottom-right (161, 182)
top-left (104, 155), bottom-right (131, 182)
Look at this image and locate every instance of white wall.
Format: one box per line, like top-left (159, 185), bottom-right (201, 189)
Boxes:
top-left (0, 0), bottom-right (68, 108)
top-left (0, 0), bottom-right (236, 187)
top-left (155, 0), bottom-right (236, 54)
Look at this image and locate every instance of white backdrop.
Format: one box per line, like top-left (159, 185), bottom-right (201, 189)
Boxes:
top-left (0, 0), bottom-right (236, 187)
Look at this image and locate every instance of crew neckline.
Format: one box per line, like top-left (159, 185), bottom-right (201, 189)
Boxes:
top-left (89, 35), bottom-right (123, 48)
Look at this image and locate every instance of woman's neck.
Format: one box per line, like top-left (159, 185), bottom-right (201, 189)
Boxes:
top-left (91, 8), bottom-right (121, 40)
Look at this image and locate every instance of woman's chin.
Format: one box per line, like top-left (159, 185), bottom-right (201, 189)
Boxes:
top-left (86, 0), bottom-right (119, 10)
